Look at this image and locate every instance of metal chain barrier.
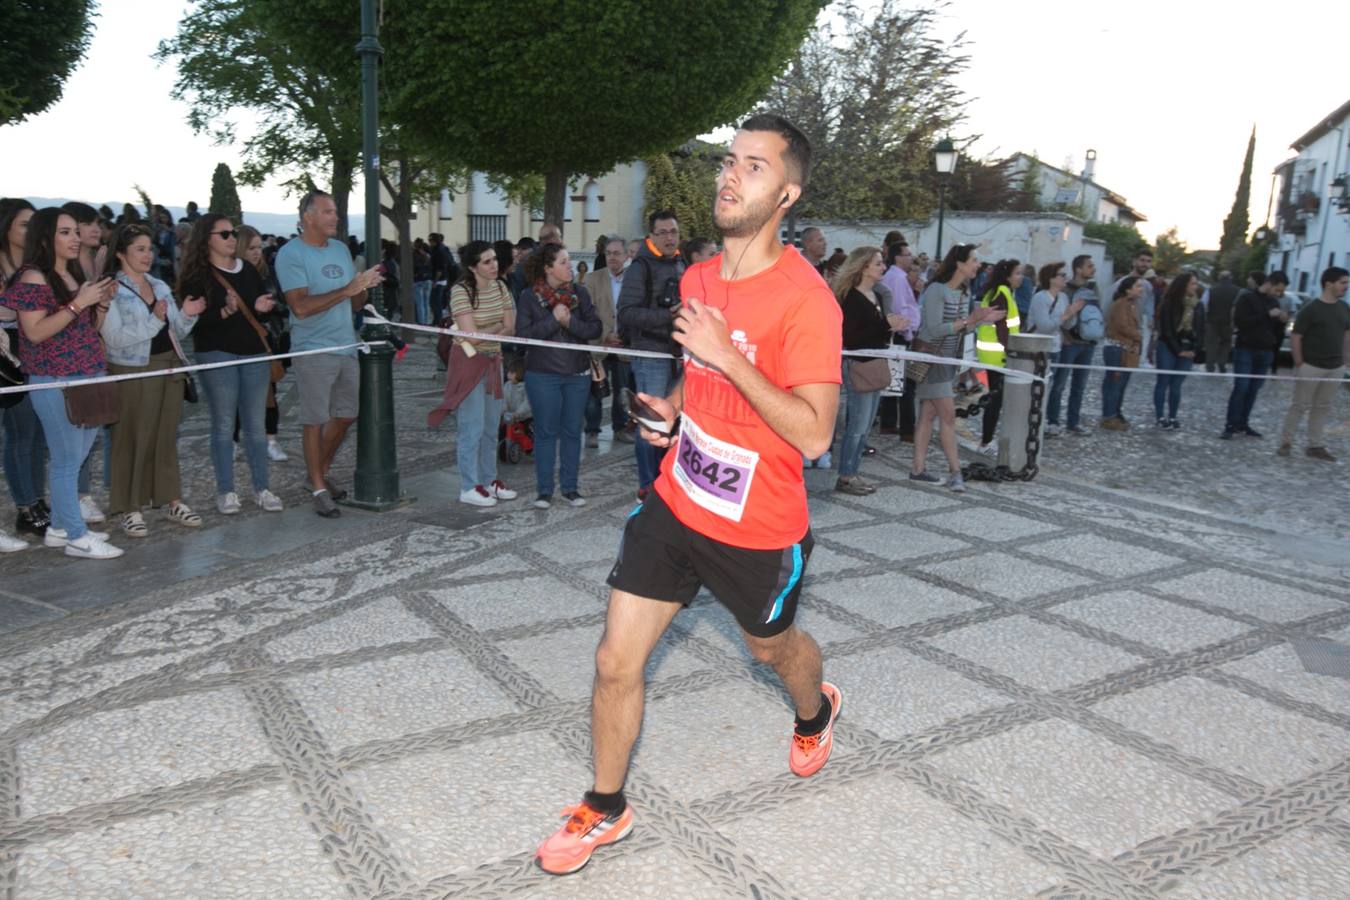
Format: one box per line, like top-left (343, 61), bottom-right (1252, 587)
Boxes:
top-left (961, 346), bottom-right (1047, 483)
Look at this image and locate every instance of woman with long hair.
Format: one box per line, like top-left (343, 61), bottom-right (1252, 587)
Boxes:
top-left (234, 224), bottom-right (289, 461)
top-left (427, 240), bottom-right (518, 507)
top-left (1153, 272), bottom-right (1206, 429)
top-left (831, 246), bottom-right (894, 495)
top-left (975, 258), bottom-right (1024, 453)
top-left (178, 214), bottom-right (284, 514)
top-left (1100, 276), bottom-right (1143, 430)
top-left (0, 198), bottom-right (51, 541)
top-left (0, 208), bottom-right (121, 558)
top-left (515, 243), bottom-right (602, 508)
top-left (909, 244), bottom-right (1003, 491)
top-left (100, 225), bottom-right (206, 536)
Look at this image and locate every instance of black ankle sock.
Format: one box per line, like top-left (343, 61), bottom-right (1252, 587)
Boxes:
top-left (584, 789), bottom-right (626, 816)
top-left (794, 692), bottom-right (832, 736)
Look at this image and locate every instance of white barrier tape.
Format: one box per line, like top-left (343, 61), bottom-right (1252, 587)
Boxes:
top-left (1048, 361), bottom-right (1347, 384)
top-left (361, 309), bottom-right (1042, 384)
top-left (0, 342), bottom-right (379, 396)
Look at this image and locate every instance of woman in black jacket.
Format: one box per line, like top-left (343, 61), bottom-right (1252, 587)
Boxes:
top-left (515, 243), bottom-right (602, 508)
top-left (1152, 272), bottom-right (1206, 429)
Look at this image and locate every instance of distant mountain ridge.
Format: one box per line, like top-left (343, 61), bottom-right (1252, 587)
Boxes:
top-left (18, 197), bottom-right (364, 238)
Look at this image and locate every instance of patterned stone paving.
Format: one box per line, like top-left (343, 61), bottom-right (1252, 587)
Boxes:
top-left (0, 339), bottom-right (1347, 898)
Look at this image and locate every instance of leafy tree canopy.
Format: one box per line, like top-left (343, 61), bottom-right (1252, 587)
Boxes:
top-left (1084, 221), bottom-right (1148, 274)
top-left (0, 0), bottom-right (98, 126)
top-left (755, 0), bottom-right (969, 222)
top-left (644, 142), bottom-right (720, 243)
top-left (384, 0), bottom-right (827, 224)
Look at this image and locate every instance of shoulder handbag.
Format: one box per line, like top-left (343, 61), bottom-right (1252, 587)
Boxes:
top-left (589, 356), bottom-right (610, 398)
top-left (212, 270), bottom-right (286, 382)
top-left (0, 328), bottom-right (27, 409)
top-left (847, 356), bottom-right (891, 393)
top-left (64, 379), bottom-right (119, 427)
top-left (163, 319), bottom-right (199, 404)
top-left (907, 336), bottom-right (939, 385)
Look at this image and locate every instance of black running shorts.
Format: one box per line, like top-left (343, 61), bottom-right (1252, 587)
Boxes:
top-left (606, 489), bottom-right (814, 638)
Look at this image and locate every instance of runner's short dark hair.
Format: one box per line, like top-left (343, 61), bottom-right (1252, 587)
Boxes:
top-left (738, 113), bottom-right (812, 188)
top-left (1264, 270), bottom-right (1288, 285)
top-left (1322, 266), bottom-right (1349, 288)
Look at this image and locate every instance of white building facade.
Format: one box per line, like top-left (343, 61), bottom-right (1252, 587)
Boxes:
top-left (385, 161), bottom-right (649, 251)
top-left (1004, 151), bottom-right (1147, 228)
top-left (1268, 99), bottom-right (1350, 296)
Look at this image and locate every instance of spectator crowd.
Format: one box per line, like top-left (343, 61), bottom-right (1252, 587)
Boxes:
top-left (3, 191), bottom-right (1347, 560)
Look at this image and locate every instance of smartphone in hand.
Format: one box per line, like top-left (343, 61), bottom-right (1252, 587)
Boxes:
top-left (621, 387), bottom-right (672, 435)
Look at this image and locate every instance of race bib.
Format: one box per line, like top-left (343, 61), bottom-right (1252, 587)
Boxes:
top-left (672, 414), bottom-right (758, 522)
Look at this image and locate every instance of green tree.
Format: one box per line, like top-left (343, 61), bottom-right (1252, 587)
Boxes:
top-left (1084, 221), bottom-right (1148, 273)
top-left (755, 0), bottom-right (969, 227)
top-left (378, 135), bottom-right (468, 319)
top-left (1217, 127), bottom-right (1255, 274)
top-left (643, 143), bottom-right (719, 242)
top-left (385, 0), bottom-right (826, 234)
top-left (1152, 227), bottom-right (1193, 277)
top-left (209, 163), bottom-right (243, 223)
top-left (156, 0), bottom-right (362, 237)
top-left (0, 1), bottom-right (97, 126)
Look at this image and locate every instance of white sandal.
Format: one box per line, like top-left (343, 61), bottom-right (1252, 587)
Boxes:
top-left (165, 502), bottom-right (202, 528)
top-left (121, 511), bottom-right (148, 538)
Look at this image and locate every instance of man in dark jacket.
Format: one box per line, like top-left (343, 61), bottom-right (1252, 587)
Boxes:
top-left (1205, 270), bottom-right (1239, 372)
top-left (616, 209), bottom-right (685, 497)
top-left (1222, 270), bottom-right (1289, 438)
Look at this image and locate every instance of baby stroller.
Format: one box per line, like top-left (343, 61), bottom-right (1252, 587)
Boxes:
top-left (498, 417), bottom-right (535, 464)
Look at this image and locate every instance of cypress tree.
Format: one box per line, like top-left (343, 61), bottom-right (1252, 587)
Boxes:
top-left (209, 163), bottom-right (243, 223)
top-left (1218, 127), bottom-right (1255, 274)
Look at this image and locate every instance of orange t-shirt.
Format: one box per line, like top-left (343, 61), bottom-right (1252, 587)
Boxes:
top-left (654, 246), bottom-right (842, 550)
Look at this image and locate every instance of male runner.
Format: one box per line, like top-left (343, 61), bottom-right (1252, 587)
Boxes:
top-left (535, 114), bottom-right (843, 875)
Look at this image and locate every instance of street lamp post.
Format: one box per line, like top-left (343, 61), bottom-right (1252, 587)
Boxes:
top-left (933, 137), bottom-right (958, 260)
top-left (349, 0), bottom-right (411, 511)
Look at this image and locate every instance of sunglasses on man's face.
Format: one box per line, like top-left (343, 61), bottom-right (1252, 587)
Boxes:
top-left (212, 230), bottom-right (237, 240)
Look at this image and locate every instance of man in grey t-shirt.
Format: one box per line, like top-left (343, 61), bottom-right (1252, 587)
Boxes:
top-left (274, 191), bottom-right (383, 517)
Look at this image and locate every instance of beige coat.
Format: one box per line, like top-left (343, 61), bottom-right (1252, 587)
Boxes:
top-left (582, 268), bottom-right (623, 343)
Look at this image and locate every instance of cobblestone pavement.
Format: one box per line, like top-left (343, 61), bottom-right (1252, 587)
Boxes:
top-left (1, 341), bottom-right (1347, 898)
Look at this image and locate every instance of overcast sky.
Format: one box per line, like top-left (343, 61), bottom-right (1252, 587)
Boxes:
top-left (1, 0), bottom-right (1342, 249)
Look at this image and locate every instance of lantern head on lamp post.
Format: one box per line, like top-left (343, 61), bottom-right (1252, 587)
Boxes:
top-left (933, 137), bottom-right (958, 260)
top-left (1331, 174), bottom-right (1349, 214)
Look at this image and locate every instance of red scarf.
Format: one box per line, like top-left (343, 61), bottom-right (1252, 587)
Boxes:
top-left (533, 278), bottom-right (577, 310)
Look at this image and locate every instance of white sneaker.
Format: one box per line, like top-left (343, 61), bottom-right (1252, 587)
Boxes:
top-left (976, 442), bottom-right (996, 457)
top-left (44, 527), bottom-right (110, 548)
top-left (255, 489), bottom-right (284, 512)
top-left (0, 530), bottom-right (29, 553)
top-left (816, 451), bottom-right (832, 469)
top-left (1045, 424), bottom-right (1061, 437)
top-left (489, 480), bottom-right (517, 500)
top-left (79, 494), bottom-right (106, 523)
top-left (267, 440), bottom-right (289, 461)
top-left (217, 492), bottom-right (242, 515)
top-left (460, 486), bottom-right (497, 507)
top-left (64, 533), bottom-right (123, 559)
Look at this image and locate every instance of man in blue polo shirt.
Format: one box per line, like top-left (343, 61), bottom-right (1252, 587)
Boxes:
top-left (274, 190), bottom-right (383, 517)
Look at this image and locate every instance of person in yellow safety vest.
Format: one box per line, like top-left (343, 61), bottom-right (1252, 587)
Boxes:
top-left (974, 258), bottom-right (1023, 453)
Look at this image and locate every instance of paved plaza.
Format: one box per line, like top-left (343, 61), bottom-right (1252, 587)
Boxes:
top-left (1, 341), bottom-right (1348, 898)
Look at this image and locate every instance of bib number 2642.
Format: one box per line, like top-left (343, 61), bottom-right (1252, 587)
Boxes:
top-left (671, 415), bottom-right (758, 522)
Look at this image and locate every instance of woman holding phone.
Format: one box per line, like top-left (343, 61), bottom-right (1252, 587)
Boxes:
top-left (0, 208), bottom-right (121, 558)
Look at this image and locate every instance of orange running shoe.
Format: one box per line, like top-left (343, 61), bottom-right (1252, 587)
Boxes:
top-left (535, 801), bottom-right (634, 875)
top-left (789, 681), bottom-right (842, 777)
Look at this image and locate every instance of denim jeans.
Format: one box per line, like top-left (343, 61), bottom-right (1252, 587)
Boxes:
top-left (2, 393), bottom-right (47, 507)
top-left (1100, 345), bottom-right (1132, 420)
top-left (1047, 343), bottom-right (1094, 427)
top-left (1153, 343), bottom-right (1192, 419)
top-left (630, 356), bottom-right (674, 489)
top-left (413, 280), bottom-right (432, 325)
top-left (77, 427), bottom-right (109, 493)
top-left (455, 374), bottom-right (503, 493)
top-left (839, 363), bottom-right (882, 477)
top-left (197, 350), bottom-right (270, 494)
top-left (28, 374), bottom-right (99, 539)
top-left (524, 371), bottom-right (589, 496)
top-left (583, 356), bottom-right (631, 434)
top-left (430, 283), bottom-right (448, 325)
top-left (1225, 348), bottom-right (1272, 430)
